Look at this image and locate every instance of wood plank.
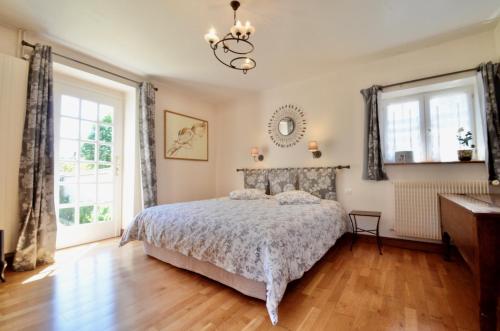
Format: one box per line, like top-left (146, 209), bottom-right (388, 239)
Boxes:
top-left (0, 237), bottom-right (480, 330)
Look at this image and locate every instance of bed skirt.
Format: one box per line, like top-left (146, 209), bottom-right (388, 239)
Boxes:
top-left (143, 243), bottom-right (267, 301)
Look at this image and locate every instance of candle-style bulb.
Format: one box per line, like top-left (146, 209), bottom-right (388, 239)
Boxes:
top-left (245, 21), bottom-right (255, 35)
top-left (204, 27), bottom-right (219, 44)
top-left (241, 58), bottom-right (252, 70)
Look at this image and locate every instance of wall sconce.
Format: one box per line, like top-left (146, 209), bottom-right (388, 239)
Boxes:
top-left (308, 141), bottom-right (322, 158)
top-left (251, 147), bottom-right (264, 162)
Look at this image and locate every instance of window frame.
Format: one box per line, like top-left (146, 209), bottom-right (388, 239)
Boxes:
top-left (379, 94), bottom-right (426, 163)
top-left (380, 81), bottom-right (482, 164)
top-left (54, 74), bottom-right (124, 249)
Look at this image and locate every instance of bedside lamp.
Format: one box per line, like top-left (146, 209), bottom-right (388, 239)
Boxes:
top-left (251, 147), bottom-right (264, 162)
top-left (308, 141), bottom-right (322, 158)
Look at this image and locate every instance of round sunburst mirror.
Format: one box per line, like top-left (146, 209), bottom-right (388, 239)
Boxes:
top-left (268, 105), bottom-right (306, 147)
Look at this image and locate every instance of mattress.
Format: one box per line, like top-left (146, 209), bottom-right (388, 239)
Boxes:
top-left (120, 197), bottom-right (348, 324)
top-left (143, 242), bottom-right (267, 300)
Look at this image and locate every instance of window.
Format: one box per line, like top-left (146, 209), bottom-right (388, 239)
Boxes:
top-left (380, 77), bottom-right (484, 163)
top-left (54, 76), bottom-right (123, 249)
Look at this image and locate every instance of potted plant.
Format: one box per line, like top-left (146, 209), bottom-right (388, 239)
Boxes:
top-left (456, 127), bottom-right (475, 161)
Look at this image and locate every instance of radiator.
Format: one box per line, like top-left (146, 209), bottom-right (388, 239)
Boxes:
top-left (0, 54), bottom-right (28, 253)
top-left (394, 181), bottom-right (489, 240)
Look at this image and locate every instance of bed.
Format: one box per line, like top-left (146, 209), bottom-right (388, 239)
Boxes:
top-left (120, 167), bottom-right (349, 324)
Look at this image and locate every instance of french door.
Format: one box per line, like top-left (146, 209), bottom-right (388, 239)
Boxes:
top-left (54, 79), bottom-right (123, 249)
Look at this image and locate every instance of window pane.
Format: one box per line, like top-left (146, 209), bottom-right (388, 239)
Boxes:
top-left (98, 183), bottom-right (113, 202)
top-left (60, 140), bottom-right (79, 160)
top-left (428, 92), bottom-right (472, 162)
top-left (79, 205), bottom-right (95, 224)
top-left (60, 117), bottom-right (79, 139)
top-left (98, 164), bottom-right (113, 182)
top-left (99, 145), bottom-right (112, 162)
top-left (59, 207), bottom-right (75, 226)
top-left (59, 184), bottom-right (76, 204)
top-left (383, 100), bottom-right (424, 162)
top-left (59, 162), bottom-right (76, 183)
top-left (99, 104), bottom-right (113, 124)
top-left (61, 95), bottom-right (79, 117)
top-left (80, 183), bottom-right (96, 202)
top-left (80, 143), bottom-right (96, 161)
top-left (81, 100), bottom-right (98, 121)
top-left (81, 121), bottom-right (96, 141)
top-left (98, 204), bottom-right (112, 222)
top-left (80, 163), bottom-right (96, 183)
top-left (99, 125), bottom-right (113, 143)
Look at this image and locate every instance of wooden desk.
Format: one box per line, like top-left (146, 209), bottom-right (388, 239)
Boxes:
top-left (439, 194), bottom-right (499, 331)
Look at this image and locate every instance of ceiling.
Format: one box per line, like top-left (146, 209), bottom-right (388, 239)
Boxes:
top-left (0, 0), bottom-right (499, 97)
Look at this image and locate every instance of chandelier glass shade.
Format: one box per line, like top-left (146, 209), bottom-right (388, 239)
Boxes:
top-left (204, 1), bottom-right (256, 74)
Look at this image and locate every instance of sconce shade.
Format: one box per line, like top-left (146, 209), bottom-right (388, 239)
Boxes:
top-left (308, 141), bottom-right (319, 151)
top-left (251, 147), bottom-right (260, 156)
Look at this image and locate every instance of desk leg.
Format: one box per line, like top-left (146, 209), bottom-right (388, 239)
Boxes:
top-left (479, 284), bottom-right (496, 331)
top-left (376, 216), bottom-right (383, 255)
top-left (349, 214), bottom-right (357, 251)
top-left (442, 231), bottom-right (451, 261)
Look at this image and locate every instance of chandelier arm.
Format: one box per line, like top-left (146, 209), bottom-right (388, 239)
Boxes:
top-left (212, 49), bottom-right (255, 72)
top-left (216, 37), bottom-right (254, 55)
top-left (229, 57), bottom-right (256, 69)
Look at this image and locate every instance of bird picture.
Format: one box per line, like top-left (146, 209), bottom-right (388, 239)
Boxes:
top-left (165, 111), bottom-right (208, 161)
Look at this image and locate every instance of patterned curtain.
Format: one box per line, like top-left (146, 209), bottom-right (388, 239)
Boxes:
top-left (139, 82), bottom-right (158, 208)
top-left (479, 62), bottom-right (500, 181)
top-left (361, 85), bottom-right (388, 181)
top-left (13, 44), bottom-right (57, 271)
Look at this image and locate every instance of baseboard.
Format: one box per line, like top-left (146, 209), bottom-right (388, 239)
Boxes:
top-left (349, 233), bottom-right (444, 254)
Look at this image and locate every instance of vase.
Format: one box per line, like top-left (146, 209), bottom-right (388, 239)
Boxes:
top-left (457, 149), bottom-right (473, 161)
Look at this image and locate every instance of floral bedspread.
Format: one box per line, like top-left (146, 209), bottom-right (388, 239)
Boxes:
top-left (120, 198), bottom-right (348, 324)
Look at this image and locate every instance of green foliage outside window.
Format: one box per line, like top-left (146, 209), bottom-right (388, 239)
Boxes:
top-left (59, 186), bottom-right (71, 204)
top-left (98, 206), bottom-right (111, 221)
top-left (59, 114), bottom-right (113, 226)
top-left (59, 208), bottom-right (75, 225)
top-left (79, 114), bottom-right (112, 162)
top-left (80, 206), bottom-right (94, 224)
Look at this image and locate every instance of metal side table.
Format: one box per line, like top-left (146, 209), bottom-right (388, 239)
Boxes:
top-left (349, 210), bottom-right (383, 255)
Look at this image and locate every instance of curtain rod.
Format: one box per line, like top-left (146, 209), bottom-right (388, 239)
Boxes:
top-left (236, 165), bottom-right (351, 172)
top-left (21, 40), bottom-right (158, 91)
top-left (381, 66), bottom-right (479, 90)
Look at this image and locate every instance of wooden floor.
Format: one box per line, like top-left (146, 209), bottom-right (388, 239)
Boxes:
top-left (0, 237), bottom-right (480, 331)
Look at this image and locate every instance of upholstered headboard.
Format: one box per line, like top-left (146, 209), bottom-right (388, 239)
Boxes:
top-left (237, 166), bottom-right (350, 200)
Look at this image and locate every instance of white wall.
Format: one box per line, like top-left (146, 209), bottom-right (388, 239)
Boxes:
top-left (155, 82), bottom-right (218, 203)
top-left (495, 21), bottom-right (500, 59)
top-left (0, 24), bottom-right (18, 57)
top-left (216, 30), bottom-right (497, 240)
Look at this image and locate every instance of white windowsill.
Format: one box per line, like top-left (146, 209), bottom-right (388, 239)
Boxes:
top-left (384, 160), bottom-right (485, 166)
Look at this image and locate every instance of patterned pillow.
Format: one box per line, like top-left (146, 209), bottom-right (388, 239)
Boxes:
top-left (298, 168), bottom-right (337, 200)
top-left (229, 189), bottom-right (268, 200)
top-left (243, 169), bottom-right (269, 192)
top-left (268, 169), bottom-right (298, 195)
top-left (275, 190), bottom-right (321, 205)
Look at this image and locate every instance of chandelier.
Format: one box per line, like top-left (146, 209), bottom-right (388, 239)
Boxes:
top-left (204, 1), bottom-right (256, 74)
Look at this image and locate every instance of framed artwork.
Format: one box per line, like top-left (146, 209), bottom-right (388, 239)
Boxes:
top-left (164, 110), bottom-right (208, 161)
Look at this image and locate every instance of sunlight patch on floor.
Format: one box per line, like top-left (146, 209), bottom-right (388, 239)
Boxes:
top-left (21, 242), bottom-right (100, 284)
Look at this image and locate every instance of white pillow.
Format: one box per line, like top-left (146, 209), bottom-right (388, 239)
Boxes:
top-left (275, 190), bottom-right (321, 205)
top-left (229, 189), bottom-right (268, 200)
